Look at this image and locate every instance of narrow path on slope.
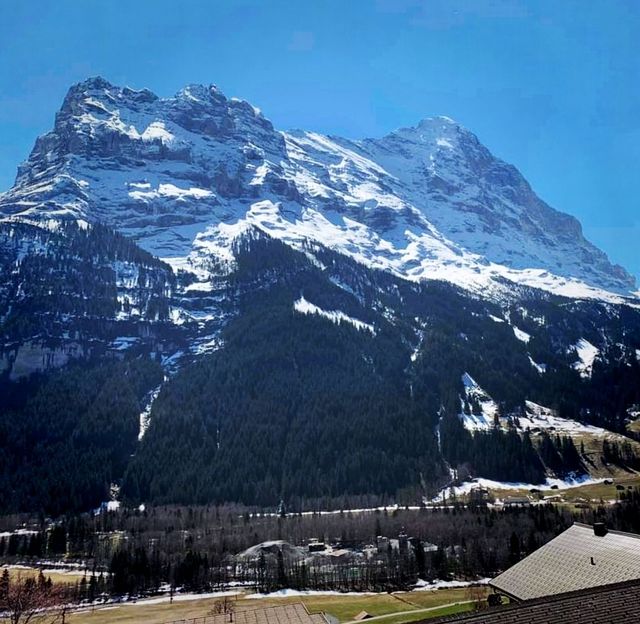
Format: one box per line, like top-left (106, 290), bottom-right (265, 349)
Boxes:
top-left (343, 600), bottom-right (475, 624)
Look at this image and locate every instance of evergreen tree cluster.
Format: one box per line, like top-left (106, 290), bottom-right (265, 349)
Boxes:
top-left (0, 221), bottom-right (175, 342)
top-left (0, 358), bottom-right (163, 514)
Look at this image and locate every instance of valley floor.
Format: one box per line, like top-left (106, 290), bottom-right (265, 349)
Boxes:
top-left (64, 587), bottom-right (485, 624)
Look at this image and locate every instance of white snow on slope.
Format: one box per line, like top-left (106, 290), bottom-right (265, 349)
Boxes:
top-left (138, 385), bottom-right (162, 441)
top-left (528, 356), bottom-right (547, 374)
top-left (1, 79), bottom-right (637, 308)
top-left (459, 373), bottom-right (498, 430)
top-left (521, 401), bottom-right (606, 436)
top-left (140, 121), bottom-right (175, 144)
top-left (128, 183), bottom-right (212, 202)
top-left (513, 326), bottom-right (531, 343)
top-left (572, 339), bottom-right (599, 378)
top-left (293, 296), bottom-right (374, 333)
top-left (437, 474), bottom-right (606, 500)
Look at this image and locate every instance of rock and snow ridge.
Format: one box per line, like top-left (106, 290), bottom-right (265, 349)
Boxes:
top-left (0, 75), bottom-right (637, 307)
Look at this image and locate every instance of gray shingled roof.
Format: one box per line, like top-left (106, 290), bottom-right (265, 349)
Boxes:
top-left (423, 578), bottom-right (640, 624)
top-left (490, 523), bottom-right (640, 601)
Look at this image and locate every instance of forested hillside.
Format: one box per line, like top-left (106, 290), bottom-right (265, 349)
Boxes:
top-left (0, 359), bottom-right (162, 514)
top-left (1, 233), bottom-right (640, 514)
top-left (121, 236), bottom-right (640, 509)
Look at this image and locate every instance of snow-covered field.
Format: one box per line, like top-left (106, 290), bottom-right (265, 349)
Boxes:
top-left (457, 375), bottom-right (607, 437)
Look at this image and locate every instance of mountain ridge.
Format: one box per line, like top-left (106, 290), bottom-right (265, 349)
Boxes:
top-left (1, 76), bottom-right (636, 305)
top-left (1, 77), bottom-right (640, 513)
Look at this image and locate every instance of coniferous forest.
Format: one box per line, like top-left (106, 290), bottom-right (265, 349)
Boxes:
top-left (1, 234), bottom-right (640, 514)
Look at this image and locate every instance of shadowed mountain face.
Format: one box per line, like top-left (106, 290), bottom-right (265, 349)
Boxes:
top-left (0, 76), bottom-right (635, 301)
top-left (0, 78), bottom-right (639, 514)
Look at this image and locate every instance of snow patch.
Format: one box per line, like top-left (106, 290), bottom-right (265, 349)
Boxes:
top-left (513, 326), bottom-right (531, 343)
top-left (459, 373), bottom-right (498, 431)
top-left (128, 183), bottom-right (212, 202)
top-left (572, 339), bottom-right (599, 378)
top-left (138, 385), bottom-right (162, 441)
top-left (528, 356), bottom-right (547, 374)
top-left (521, 401), bottom-right (606, 435)
top-left (141, 121), bottom-right (175, 144)
top-left (436, 137), bottom-right (454, 149)
top-left (435, 474), bottom-right (606, 501)
top-left (293, 296), bottom-right (374, 334)
top-left (414, 578), bottom-right (490, 590)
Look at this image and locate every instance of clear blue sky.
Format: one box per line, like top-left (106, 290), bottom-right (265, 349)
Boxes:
top-left (1, 0), bottom-right (638, 280)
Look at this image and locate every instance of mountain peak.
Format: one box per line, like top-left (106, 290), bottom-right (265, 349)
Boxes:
top-left (0, 77), bottom-right (636, 301)
top-left (62, 76), bottom-right (160, 111)
top-left (175, 83), bottom-right (226, 103)
top-left (380, 115), bottom-right (466, 148)
top-left (417, 115), bottom-right (458, 127)
top-left (73, 75), bottom-right (115, 91)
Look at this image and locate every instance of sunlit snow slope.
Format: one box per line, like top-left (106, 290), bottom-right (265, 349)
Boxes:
top-left (0, 76), bottom-right (636, 303)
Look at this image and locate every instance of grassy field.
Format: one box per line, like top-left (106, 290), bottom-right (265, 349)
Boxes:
top-left (63, 587), bottom-right (487, 624)
top-left (1, 564), bottom-right (85, 585)
top-left (478, 472), bottom-right (640, 504)
top-left (373, 603), bottom-right (476, 624)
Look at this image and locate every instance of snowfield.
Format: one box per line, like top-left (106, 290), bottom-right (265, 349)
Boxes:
top-left (512, 326), bottom-right (531, 343)
top-left (457, 376), bottom-right (605, 437)
top-left (459, 373), bottom-right (498, 431)
top-left (521, 401), bottom-right (606, 436)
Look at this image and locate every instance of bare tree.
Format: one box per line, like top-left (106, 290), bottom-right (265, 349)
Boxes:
top-left (208, 595), bottom-right (236, 620)
top-left (0, 573), bottom-right (70, 624)
top-left (465, 583), bottom-right (489, 611)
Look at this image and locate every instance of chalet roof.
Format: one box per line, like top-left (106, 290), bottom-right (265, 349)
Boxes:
top-left (490, 523), bottom-right (640, 601)
top-left (423, 578), bottom-right (640, 624)
top-left (173, 604), bottom-right (328, 624)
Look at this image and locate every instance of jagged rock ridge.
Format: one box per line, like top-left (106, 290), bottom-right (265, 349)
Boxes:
top-left (0, 76), bottom-right (636, 304)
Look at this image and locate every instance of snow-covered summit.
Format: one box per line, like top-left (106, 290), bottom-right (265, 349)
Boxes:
top-left (0, 77), bottom-right (636, 303)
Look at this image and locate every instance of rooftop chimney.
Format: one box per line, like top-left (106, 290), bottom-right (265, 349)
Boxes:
top-left (593, 522), bottom-right (608, 537)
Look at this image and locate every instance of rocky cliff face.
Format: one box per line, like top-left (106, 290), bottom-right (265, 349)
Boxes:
top-left (1, 76), bottom-right (635, 303)
top-left (0, 76), bottom-right (638, 380)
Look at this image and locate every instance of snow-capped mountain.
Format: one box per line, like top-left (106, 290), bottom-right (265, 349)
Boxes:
top-left (1, 77), bottom-right (640, 513)
top-left (1, 76), bottom-right (636, 303)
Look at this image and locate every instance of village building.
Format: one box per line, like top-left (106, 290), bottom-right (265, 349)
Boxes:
top-left (425, 579), bottom-right (640, 624)
top-left (490, 522), bottom-right (640, 601)
top-left (181, 604), bottom-right (332, 624)
top-left (501, 496), bottom-right (530, 508)
top-left (422, 523), bottom-right (640, 623)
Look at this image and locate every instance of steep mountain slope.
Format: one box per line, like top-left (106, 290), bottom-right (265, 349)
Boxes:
top-left (1, 77), bottom-right (636, 302)
top-left (0, 77), bottom-right (639, 513)
top-left (124, 235), bottom-right (640, 508)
